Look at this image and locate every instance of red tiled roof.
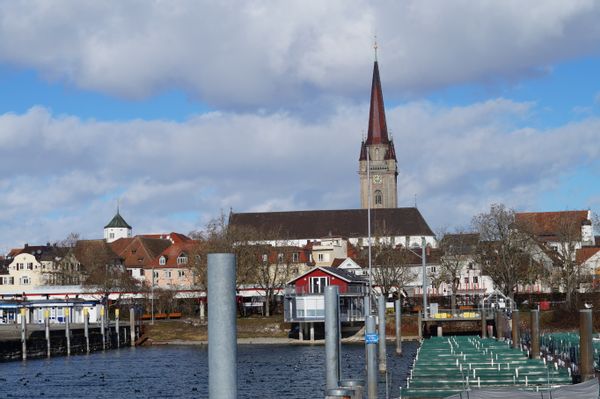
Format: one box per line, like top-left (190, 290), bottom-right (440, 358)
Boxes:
top-left (139, 232), bottom-right (191, 244)
top-left (149, 240), bottom-right (202, 268)
top-left (576, 247), bottom-right (600, 265)
top-left (110, 236), bottom-right (171, 268)
top-left (516, 211), bottom-right (589, 239)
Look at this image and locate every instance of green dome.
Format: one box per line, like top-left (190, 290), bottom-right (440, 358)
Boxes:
top-left (104, 212), bottom-right (132, 229)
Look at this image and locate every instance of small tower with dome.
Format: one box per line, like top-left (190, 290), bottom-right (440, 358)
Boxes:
top-left (104, 207), bottom-right (132, 243)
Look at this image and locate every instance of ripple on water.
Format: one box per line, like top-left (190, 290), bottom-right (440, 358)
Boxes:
top-left (0, 342), bottom-right (417, 399)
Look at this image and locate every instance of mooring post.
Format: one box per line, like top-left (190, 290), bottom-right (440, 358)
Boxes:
top-left (325, 285), bottom-right (341, 391)
top-left (129, 307), bottom-right (135, 346)
top-left (84, 308), bottom-right (90, 353)
top-left (395, 299), bottom-right (402, 356)
top-left (20, 307), bottom-right (27, 361)
top-left (115, 308), bottom-right (120, 348)
top-left (366, 315), bottom-right (377, 399)
top-left (100, 305), bottom-right (106, 350)
top-left (364, 295), bottom-right (370, 364)
top-left (579, 309), bottom-right (594, 381)
top-left (511, 309), bottom-right (520, 349)
top-left (418, 311), bottom-right (422, 340)
top-left (45, 309), bottom-right (51, 358)
top-left (200, 300), bottom-right (205, 323)
top-left (65, 308), bottom-right (71, 356)
top-left (378, 295), bottom-right (387, 374)
top-left (530, 309), bottom-right (540, 359)
top-left (495, 310), bottom-right (504, 340)
top-left (480, 302), bottom-right (486, 338)
top-left (208, 253), bottom-right (237, 399)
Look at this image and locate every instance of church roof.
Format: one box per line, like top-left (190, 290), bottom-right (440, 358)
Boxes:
top-left (365, 61), bottom-right (390, 146)
top-left (229, 208), bottom-right (434, 240)
top-left (104, 211), bottom-right (132, 229)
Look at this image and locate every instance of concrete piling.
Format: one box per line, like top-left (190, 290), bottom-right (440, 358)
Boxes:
top-left (480, 303), bottom-right (486, 338)
top-left (84, 308), bottom-right (90, 353)
top-left (129, 307), bottom-right (135, 346)
top-left (579, 309), bottom-right (594, 382)
top-left (65, 308), bottom-right (71, 356)
top-left (511, 309), bottom-right (520, 349)
top-left (115, 309), bottom-right (120, 348)
top-left (495, 310), bottom-right (504, 340)
top-left (377, 295), bottom-right (387, 374)
top-left (45, 309), bottom-right (51, 358)
top-left (207, 253), bottom-right (237, 399)
top-left (394, 299), bottom-right (402, 356)
top-left (20, 308), bottom-right (27, 361)
top-left (340, 379), bottom-right (365, 399)
top-left (365, 315), bottom-right (377, 399)
top-left (100, 305), bottom-right (106, 351)
top-left (530, 309), bottom-right (540, 359)
top-left (325, 285), bottom-right (341, 391)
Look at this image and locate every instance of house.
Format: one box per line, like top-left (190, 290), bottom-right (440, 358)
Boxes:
top-left (148, 239), bottom-right (200, 290)
top-left (0, 244), bottom-right (81, 291)
top-left (109, 236), bottom-right (172, 283)
top-left (283, 266), bottom-right (368, 340)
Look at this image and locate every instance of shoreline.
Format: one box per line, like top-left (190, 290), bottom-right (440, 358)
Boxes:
top-left (146, 335), bottom-right (421, 346)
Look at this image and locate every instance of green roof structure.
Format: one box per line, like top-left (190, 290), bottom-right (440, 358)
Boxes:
top-left (104, 211), bottom-right (132, 229)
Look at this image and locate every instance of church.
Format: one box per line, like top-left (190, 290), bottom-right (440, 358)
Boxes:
top-left (229, 57), bottom-right (436, 250)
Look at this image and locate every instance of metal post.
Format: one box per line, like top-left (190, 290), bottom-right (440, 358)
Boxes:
top-left (101, 305), bottom-right (106, 350)
top-left (20, 308), bottom-right (27, 361)
top-left (115, 308), bottom-right (120, 348)
top-left (364, 295), bottom-right (370, 364)
top-left (200, 300), bottom-right (205, 323)
top-left (65, 308), bottom-right (71, 356)
top-left (417, 311), bottom-right (422, 340)
top-left (367, 150), bottom-right (373, 304)
top-left (208, 253), bottom-right (237, 399)
top-left (480, 301), bottom-right (486, 338)
top-left (579, 309), bottom-right (594, 381)
top-left (130, 307), bottom-right (136, 346)
top-left (366, 315), bottom-right (377, 399)
top-left (495, 310), bottom-right (503, 340)
top-left (377, 295), bottom-right (387, 374)
top-left (511, 309), bottom-right (520, 349)
top-left (421, 237), bottom-right (427, 319)
top-left (45, 309), bottom-right (51, 358)
top-left (530, 309), bottom-right (540, 359)
top-left (395, 299), bottom-right (402, 356)
top-left (325, 285), bottom-right (341, 391)
top-left (84, 308), bottom-right (90, 353)
top-left (151, 267), bottom-right (155, 325)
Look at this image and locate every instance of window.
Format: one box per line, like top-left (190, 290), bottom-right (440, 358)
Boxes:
top-left (153, 271), bottom-right (159, 279)
top-left (178, 270), bottom-right (185, 278)
top-left (20, 276), bottom-right (31, 285)
top-left (27, 262), bottom-right (33, 270)
top-left (374, 190), bottom-right (383, 205)
top-left (277, 253), bottom-right (284, 263)
top-left (159, 256), bottom-right (166, 266)
top-left (292, 252), bottom-right (299, 262)
top-left (472, 276), bottom-right (479, 284)
top-left (165, 270), bottom-right (172, 278)
top-left (17, 263), bottom-right (24, 270)
top-left (177, 254), bottom-right (188, 265)
top-left (317, 253), bottom-right (325, 262)
top-left (428, 266), bottom-right (437, 273)
top-left (262, 254), bottom-right (268, 263)
top-left (110, 233), bottom-right (115, 239)
top-left (310, 277), bottom-right (328, 294)
top-left (2, 277), bottom-right (14, 285)
top-left (464, 277), bottom-right (469, 284)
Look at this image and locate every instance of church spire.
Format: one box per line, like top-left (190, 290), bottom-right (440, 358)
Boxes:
top-left (365, 58), bottom-right (389, 145)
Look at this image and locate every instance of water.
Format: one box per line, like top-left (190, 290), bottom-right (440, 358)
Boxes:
top-left (0, 342), bottom-right (417, 398)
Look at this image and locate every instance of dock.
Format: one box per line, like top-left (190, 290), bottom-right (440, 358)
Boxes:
top-left (401, 336), bottom-right (572, 398)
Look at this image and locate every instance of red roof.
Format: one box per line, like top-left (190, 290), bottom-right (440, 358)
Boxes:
top-left (576, 247), bottom-right (600, 264)
top-left (365, 61), bottom-right (390, 146)
top-left (140, 232), bottom-right (190, 244)
top-left (516, 211), bottom-right (589, 239)
top-left (149, 240), bottom-right (201, 268)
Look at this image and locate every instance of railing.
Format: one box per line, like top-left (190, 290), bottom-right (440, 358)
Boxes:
top-left (284, 285), bottom-right (367, 296)
top-left (283, 295), bottom-right (366, 323)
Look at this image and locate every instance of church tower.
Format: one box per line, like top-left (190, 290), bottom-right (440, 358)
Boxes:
top-left (104, 208), bottom-right (132, 243)
top-left (359, 57), bottom-right (398, 209)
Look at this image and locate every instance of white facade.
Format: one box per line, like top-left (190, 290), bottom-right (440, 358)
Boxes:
top-left (104, 226), bottom-right (132, 243)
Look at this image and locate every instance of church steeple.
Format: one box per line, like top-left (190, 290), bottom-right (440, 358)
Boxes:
top-left (359, 51), bottom-right (398, 209)
top-left (365, 61), bottom-right (390, 146)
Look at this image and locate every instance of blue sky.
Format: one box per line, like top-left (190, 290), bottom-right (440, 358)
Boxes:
top-left (1, 1), bottom-right (600, 250)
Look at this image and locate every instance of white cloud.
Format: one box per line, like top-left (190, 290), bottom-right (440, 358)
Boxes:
top-left (2, 100), bottom-right (600, 248)
top-left (1, 1), bottom-right (600, 109)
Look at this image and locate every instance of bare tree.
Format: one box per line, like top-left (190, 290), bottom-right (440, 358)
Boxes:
top-left (437, 230), bottom-right (479, 315)
top-left (472, 204), bottom-right (536, 301)
top-left (365, 240), bottom-right (417, 300)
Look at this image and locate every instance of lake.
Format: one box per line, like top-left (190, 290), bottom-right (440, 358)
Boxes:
top-left (0, 342), bottom-right (417, 398)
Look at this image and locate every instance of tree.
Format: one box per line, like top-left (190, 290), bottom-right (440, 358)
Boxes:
top-left (437, 230), bottom-right (479, 315)
top-left (472, 204), bottom-right (537, 301)
top-left (75, 239), bottom-right (139, 308)
top-left (365, 237), bottom-right (417, 300)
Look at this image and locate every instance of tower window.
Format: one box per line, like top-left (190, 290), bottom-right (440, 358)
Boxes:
top-left (374, 190), bottom-right (383, 205)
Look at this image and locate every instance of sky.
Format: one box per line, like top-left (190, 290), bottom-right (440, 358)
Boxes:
top-left (1, 0), bottom-right (600, 251)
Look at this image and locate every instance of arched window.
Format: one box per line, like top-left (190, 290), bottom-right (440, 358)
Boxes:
top-left (374, 190), bottom-right (383, 205)
top-left (177, 253), bottom-right (188, 265)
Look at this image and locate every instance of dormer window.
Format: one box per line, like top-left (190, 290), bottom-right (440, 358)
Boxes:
top-left (159, 256), bottom-right (166, 266)
top-left (177, 253), bottom-right (188, 265)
